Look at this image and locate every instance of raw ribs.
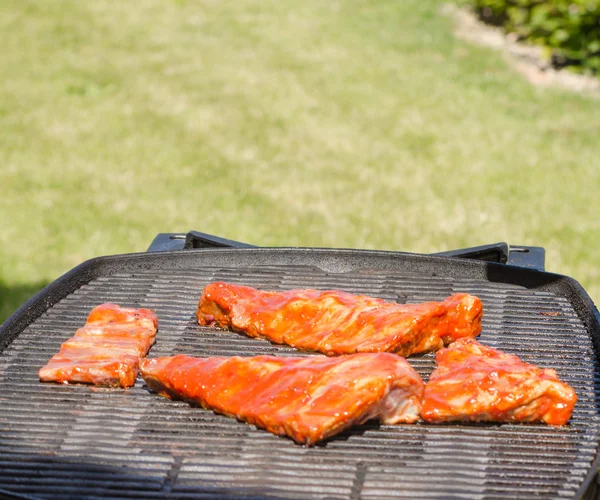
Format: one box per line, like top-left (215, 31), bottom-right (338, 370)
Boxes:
top-left (421, 338), bottom-right (577, 425)
top-left (39, 303), bottom-right (158, 387)
top-left (140, 353), bottom-right (425, 445)
top-left (197, 282), bottom-right (482, 357)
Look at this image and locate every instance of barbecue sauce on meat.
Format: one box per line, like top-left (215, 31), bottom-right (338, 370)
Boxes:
top-left (421, 338), bottom-right (577, 425)
top-left (140, 353), bottom-right (425, 445)
top-left (196, 282), bottom-right (483, 357)
top-left (39, 303), bottom-right (158, 387)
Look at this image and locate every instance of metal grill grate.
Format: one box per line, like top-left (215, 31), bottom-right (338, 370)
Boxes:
top-left (1, 264), bottom-right (599, 499)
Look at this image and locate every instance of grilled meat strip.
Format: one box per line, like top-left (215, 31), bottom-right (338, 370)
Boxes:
top-left (39, 303), bottom-right (158, 387)
top-left (197, 282), bottom-right (482, 356)
top-left (421, 338), bottom-right (577, 425)
top-left (140, 353), bottom-right (424, 445)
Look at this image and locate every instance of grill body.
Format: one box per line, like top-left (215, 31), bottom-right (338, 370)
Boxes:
top-left (0, 248), bottom-right (599, 499)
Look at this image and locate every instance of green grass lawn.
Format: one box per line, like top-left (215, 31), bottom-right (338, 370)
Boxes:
top-left (1, 0), bottom-right (599, 324)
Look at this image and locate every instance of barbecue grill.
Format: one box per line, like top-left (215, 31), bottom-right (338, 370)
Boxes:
top-left (1, 231), bottom-right (599, 500)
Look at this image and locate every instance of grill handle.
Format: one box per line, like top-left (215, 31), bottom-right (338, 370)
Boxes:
top-left (433, 242), bottom-right (510, 264)
top-left (506, 245), bottom-right (546, 271)
top-left (434, 242), bottom-right (545, 271)
top-left (183, 231), bottom-right (256, 249)
top-left (147, 234), bottom-right (545, 271)
top-left (147, 231), bottom-right (255, 252)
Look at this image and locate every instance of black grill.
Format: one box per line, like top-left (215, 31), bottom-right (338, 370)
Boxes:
top-left (0, 244), bottom-right (599, 499)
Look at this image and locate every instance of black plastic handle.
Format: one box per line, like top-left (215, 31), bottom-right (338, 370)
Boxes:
top-left (147, 234), bottom-right (545, 271)
top-left (433, 242), bottom-right (509, 264)
top-left (146, 233), bottom-right (187, 252)
top-left (147, 231), bottom-right (255, 252)
top-left (183, 231), bottom-right (256, 249)
top-left (506, 245), bottom-right (545, 271)
top-left (433, 242), bottom-right (545, 271)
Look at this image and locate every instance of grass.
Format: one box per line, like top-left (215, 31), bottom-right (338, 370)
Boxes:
top-left (0, 0), bottom-right (599, 324)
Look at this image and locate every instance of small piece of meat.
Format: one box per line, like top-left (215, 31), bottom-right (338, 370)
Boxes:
top-left (140, 353), bottom-right (424, 445)
top-left (421, 338), bottom-right (577, 426)
top-left (39, 303), bottom-right (158, 387)
top-left (196, 282), bottom-right (482, 357)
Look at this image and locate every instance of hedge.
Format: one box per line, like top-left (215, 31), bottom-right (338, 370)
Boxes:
top-left (468, 0), bottom-right (600, 74)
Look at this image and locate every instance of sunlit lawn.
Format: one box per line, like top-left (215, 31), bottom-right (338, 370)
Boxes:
top-left (1, 0), bottom-right (599, 323)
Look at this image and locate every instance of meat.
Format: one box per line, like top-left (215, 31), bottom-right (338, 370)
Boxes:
top-left (39, 303), bottom-right (158, 387)
top-left (421, 338), bottom-right (577, 425)
top-left (139, 353), bottom-right (424, 445)
top-left (196, 282), bottom-right (482, 357)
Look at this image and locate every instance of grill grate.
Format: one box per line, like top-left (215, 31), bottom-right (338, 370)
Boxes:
top-left (1, 264), bottom-right (599, 499)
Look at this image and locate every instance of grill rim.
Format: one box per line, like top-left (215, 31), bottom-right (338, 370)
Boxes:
top-left (1, 246), bottom-right (599, 499)
top-left (3, 248), bottom-right (598, 349)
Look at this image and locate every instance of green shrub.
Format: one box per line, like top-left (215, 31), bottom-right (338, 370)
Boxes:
top-left (468, 0), bottom-right (600, 74)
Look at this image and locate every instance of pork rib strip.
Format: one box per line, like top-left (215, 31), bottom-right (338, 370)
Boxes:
top-left (197, 282), bottom-right (482, 356)
top-left (39, 303), bottom-right (158, 387)
top-left (140, 353), bottom-right (424, 445)
top-left (421, 338), bottom-right (577, 425)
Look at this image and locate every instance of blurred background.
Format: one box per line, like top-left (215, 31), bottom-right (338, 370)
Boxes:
top-left (1, 0), bottom-right (599, 324)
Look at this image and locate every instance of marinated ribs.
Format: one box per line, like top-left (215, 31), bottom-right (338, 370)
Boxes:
top-left (39, 303), bottom-right (158, 387)
top-left (421, 338), bottom-right (577, 425)
top-left (197, 282), bottom-right (482, 357)
top-left (140, 353), bottom-right (425, 445)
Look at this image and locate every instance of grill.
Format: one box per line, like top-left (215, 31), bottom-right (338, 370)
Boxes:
top-left (1, 232), bottom-right (599, 499)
